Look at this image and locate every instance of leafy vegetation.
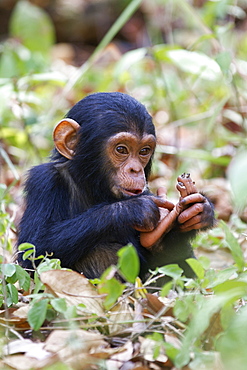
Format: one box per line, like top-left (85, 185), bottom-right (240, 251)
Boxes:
top-left (1, 0), bottom-right (247, 369)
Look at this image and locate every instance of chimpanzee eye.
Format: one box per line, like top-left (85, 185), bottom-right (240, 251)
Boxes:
top-left (116, 145), bottom-right (128, 154)
top-left (139, 147), bottom-right (151, 156)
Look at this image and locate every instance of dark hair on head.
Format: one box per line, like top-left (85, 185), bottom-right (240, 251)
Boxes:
top-left (66, 92), bottom-right (156, 139)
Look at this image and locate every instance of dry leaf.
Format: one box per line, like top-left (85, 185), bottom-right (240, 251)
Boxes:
top-left (0, 306), bottom-right (30, 329)
top-left (40, 270), bottom-right (104, 315)
top-left (143, 294), bottom-right (174, 317)
top-left (164, 333), bottom-right (181, 349)
top-left (44, 329), bottom-right (108, 369)
top-left (3, 354), bottom-right (54, 370)
top-left (146, 294), bottom-right (164, 313)
top-left (12, 305), bottom-right (30, 319)
top-left (111, 340), bottom-right (134, 362)
top-left (44, 329), bottom-right (107, 354)
top-left (133, 300), bottom-right (146, 333)
top-left (3, 355), bottom-right (40, 370)
top-left (109, 300), bottom-right (134, 334)
top-left (139, 337), bottom-right (168, 363)
top-left (4, 339), bottom-right (50, 360)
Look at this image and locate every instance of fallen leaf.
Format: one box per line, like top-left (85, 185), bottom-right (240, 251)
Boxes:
top-left (109, 299), bottom-right (134, 334)
top-left (4, 339), bottom-right (50, 360)
top-left (3, 354), bottom-right (55, 370)
top-left (44, 329), bottom-right (107, 354)
top-left (0, 306), bottom-right (30, 329)
top-left (144, 294), bottom-right (174, 317)
top-left (3, 355), bottom-right (39, 370)
top-left (110, 340), bottom-right (134, 362)
top-left (139, 337), bottom-right (168, 363)
top-left (133, 300), bottom-right (146, 333)
top-left (44, 329), bottom-right (108, 369)
top-left (164, 333), bottom-right (181, 349)
top-left (40, 270), bottom-right (104, 315)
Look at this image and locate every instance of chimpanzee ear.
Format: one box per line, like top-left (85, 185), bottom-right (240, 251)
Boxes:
top-left (53, 119), bottom-right (80, 159)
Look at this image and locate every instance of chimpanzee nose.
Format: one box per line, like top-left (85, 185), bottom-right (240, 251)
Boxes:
top-left (127, 160), bottom-right (143, 177)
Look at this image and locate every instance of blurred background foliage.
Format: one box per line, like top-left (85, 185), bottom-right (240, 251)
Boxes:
top-left (1, 1), bottom-right (247, 369)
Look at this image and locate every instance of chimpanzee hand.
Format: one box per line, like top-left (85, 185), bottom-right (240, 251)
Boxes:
top-left (177, 195), bottom-right (214, 232)
top-left (133, 195), bottom-right (174, 232)
top-left (176, 173), bottom-right (215, 232)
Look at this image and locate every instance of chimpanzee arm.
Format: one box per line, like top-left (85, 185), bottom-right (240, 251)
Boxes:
top-left (17, 164), bottom-right (162, 269)
top-left (147, 174), bottom-right (215, 278)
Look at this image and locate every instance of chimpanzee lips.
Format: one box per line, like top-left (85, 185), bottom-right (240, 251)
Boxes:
top-left (123, 188), bottom-right (143, 196)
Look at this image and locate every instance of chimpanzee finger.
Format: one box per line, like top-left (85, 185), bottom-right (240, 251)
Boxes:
top-left (179, 221), bottom-right (209, 232)
top-left (179, 215), bottom-right (202, 229)
top-left (180, 193), bottom-right (205, 207)
top-left (157, 187), bottom-right (167, 198)
top-left (177, 203), bottom-right (204, 224)
top-left (156, 187), bottom-right (174, 214)
top-left (151, 196), bottom-right (175, 211)
top-left (176, 182), bottom-right (188, 198)
top-left (177, 173), bottom-right (198, 196)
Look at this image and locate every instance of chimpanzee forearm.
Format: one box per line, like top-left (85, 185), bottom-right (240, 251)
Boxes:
top-left (18, 193), bottom-right (159, 269)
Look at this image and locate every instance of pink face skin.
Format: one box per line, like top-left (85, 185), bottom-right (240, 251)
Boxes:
top-left (106, 132), bottom-right (156, 198)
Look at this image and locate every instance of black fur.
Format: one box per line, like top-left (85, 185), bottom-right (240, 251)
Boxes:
top-left (17, 92), bottom-right (214, 280)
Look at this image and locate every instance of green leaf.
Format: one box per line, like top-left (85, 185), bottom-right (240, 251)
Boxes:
top-left (186, 258), bottom-right (205, 280)
top-left (153, 44), bottom-right (180, 62)
top-left (189, 352), bottom-right (219, 370)
top-left (6, 283), bottom-right (18, 306)
top-left (154, 45), bottom-right (223, 80)
top-left (0, 51), bottom-right (18, 79)
top-left (64, 305), bottom-right (77, 320)
top-left (33, 272), bottom-right (45, 294)
top-left (18, 242), bottom-right (35, 252)
top-left (114, 48), bottom-right (147, 77)
top-left (10, 1), bottom-right (55, 54)
top-left (173, 299), bottom-right (192, 323)
top-left (28, 299), bottom-right (49, 331)
top-left (157, 146), bottom-right (231, 166)
top-left (51, 298), bottom-right (67, 314)
top-left (206, 266), bottom-right (237, 288)
top-left (5, 265), bottom-right (30, 288)
top-left (0, 184), bottom-right (7, 200)
top-left (99, 278), bottom-right (124, 310)
top-left (175, 291), bottom-right (247, 368)
top-left (37, 258), bottom-right (61, 274)
top-left (217, 305), bottom-right (247, 370)
top-left (15, 265), bottom-right (31, 292)
top-left (227, 151), bottom-right (247, 211)
top-left (157, 264), bottom-right (183, 280)
top-left (117, 244), bottom-right (140, 283)
top-left (220, 221), bottom-right (245, 271)
top-left (160, 281), bottom-right (173, 297)
top-left (215, 51), bottom-right (232, 76)
top-left (46, 308), bottom-right (56, 322)
top-left (213, 280), bottom-right (247, 296)
top-left (167, 49), bottom-right (222, 81)
top-left (1, 264), bottom-right (16, 277)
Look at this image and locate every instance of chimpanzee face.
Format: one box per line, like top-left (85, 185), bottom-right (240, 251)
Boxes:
top-left (106, 132), bottom-right (156, 197)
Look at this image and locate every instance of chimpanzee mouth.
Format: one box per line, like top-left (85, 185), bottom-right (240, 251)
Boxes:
top-left (122, 188), bottom-right (143, 196)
